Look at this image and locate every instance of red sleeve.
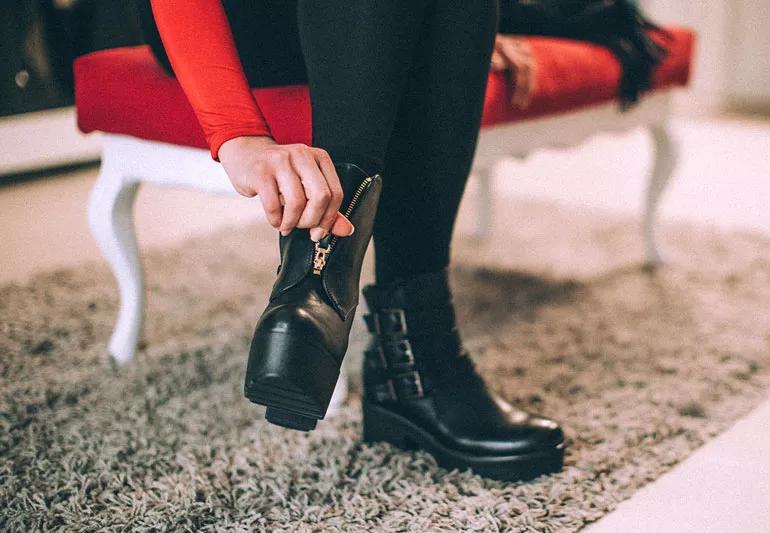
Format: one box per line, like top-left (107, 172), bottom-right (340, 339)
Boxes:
top-left (150, 0), bottom-right (272, 160)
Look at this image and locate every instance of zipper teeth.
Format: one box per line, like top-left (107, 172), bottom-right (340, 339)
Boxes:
top-left (343, 176), bottom-right (373, 217)
top-left (312, 175), bottom-right (374, 275)
top-left (327, 175), bottom-right (373, 252)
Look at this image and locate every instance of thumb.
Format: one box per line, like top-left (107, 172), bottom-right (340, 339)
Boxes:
top-left (331, 212), bottom-right (355, 237)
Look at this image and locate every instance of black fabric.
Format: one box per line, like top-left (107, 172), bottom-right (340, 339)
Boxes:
top-left (497, 0), bottom-right (670, 108)
top-left (141, 0), bottom-right (498, 286)
top-left (136, 0), bottom-right (172, 75)
top-left (298, 0), bottom-right (498, 284)
top-left (138, 0), bottom-right (308, 85)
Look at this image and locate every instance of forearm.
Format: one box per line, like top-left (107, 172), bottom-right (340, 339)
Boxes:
top-left (149, 0), bottom-right (272, 160)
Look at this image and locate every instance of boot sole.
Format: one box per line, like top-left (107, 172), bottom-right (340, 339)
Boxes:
top-left (245, 331), bottom-right (340, 432)
top-left (362, 402), bottom-right (565, 481)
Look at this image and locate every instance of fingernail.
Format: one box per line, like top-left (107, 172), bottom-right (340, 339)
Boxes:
top-left (348, 225), bottom-right (355, 236)
top-left (310, 228), bottom-right (327, 242)
top-left (280, 229), bottom-right (290, 236)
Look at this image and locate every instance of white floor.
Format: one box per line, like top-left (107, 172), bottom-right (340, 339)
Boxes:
top-left (495, 115), bottom-right (770, 533)
top-left (588, 400), bottom-right (770, 533)
top-left (1, 114), bottom-right (769, 531)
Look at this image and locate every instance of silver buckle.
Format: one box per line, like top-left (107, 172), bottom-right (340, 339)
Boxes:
top-left (373, 379), bottom-right (397, 402)
top-left (375, 308), bottom-right (408, 336)
top-left (390, 370), bottom-right (424, 400)
top-left (385, 338), bottom-right (415, 371)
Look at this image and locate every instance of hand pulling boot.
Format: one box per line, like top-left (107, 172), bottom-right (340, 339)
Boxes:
top-left (245, 163), bottom-right (382, 431)
top-left (361, 268), bottom-right (565, 481)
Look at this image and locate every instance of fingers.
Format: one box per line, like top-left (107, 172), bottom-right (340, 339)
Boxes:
top-left (512, 51), bottom-right (534, 109)
top-left (490, 46), bottom-right (507, 71)
top-left (274, 158), bottom-right (306, 236)
top-left (516, 55), bottom-right (536, 109)
top-left (498, 37), bottom-right (535, 109)
top-left (331, 213), bottom-right (354, 237)
top-left (239, 142), bottom-right (355, 239)
top-left (257, 177), bottom-right (283, 228)
top-left (310, 148), bottom-right (344, 241)
top-left (290, 147), bottom-right (332, 233)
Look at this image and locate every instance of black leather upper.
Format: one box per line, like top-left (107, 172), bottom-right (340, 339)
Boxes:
top-left (256, 163), bottom-right (383, 365)
top-left (362, 268), bottom-right (564, 456)
top-left (270, 163), bottom-right (382, 321)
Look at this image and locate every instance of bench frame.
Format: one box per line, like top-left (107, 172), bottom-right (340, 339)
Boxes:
top-left (88, 90), bottom-right (678, 414)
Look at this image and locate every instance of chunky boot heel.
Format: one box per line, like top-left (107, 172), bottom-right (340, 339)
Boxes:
top-left (245, 331), bottom-right (340, 425)
top-left (361, 268), bottom-right (566, 481)
top-left (265, 408), bottom-right (317, 432)
top-left (245, 163), bottom-right (383, 431)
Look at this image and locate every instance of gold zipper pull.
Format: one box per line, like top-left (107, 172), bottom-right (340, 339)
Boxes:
top-left (312, 242), bottom-right (331, 275)
top-left (310, 176), bottom-right (373, 276)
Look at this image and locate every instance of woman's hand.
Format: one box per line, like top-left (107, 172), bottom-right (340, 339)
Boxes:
top-left (490, 35), bottom-right (537, 110)
top-left (219, 135), bottom-right (354, 241)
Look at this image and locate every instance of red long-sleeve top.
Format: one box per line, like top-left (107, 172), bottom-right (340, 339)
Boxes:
top-left (150, 0), bottom-right (271, 160)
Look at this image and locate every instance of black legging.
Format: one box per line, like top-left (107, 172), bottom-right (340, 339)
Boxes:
top-left (152, 0), bottom-right (498, 285)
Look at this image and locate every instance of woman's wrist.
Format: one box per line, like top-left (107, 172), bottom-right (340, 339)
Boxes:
top-left (219, 135), bottom-right (277, 159)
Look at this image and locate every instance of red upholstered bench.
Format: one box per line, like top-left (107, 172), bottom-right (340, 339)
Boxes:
top-left (74, 28), bottom-right (694, 409)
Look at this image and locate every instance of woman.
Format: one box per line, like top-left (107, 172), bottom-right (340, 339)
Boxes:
top-left (148, 0), bottom-right (564, 481)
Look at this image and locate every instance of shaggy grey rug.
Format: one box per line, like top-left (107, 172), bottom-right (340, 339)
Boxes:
top-left (2, 198), bottom-right (769, 532)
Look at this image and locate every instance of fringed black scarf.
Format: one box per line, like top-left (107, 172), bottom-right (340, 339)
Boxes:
top-left (498, 0), bottom-right (670, 108)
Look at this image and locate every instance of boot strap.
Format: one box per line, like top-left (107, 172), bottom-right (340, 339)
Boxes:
top-left (365, 338), bottom-right (415, 373)
top-left (364, 308), bottom-right (408, 336)
top-left (370, 370), bottom-right (425, 403)
top-left (364, 307), bottom-right (434, 401)
top-left (363, 307), bottom-right (456, 337)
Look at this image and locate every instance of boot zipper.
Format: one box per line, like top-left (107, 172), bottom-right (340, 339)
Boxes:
top-left (312, 175), bottom-right (373, 275)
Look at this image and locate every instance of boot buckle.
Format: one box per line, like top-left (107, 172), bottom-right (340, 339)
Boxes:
top-left (372, 380), bottom-right (398, 403)
top-left (390, 370), bottom-right (424, 400)
top-left (384, 338), bottom-right (415, 371)
top-left (369, 339), bottom-right (415, 371)
top-left (374, 308), bottom-right (408, 336)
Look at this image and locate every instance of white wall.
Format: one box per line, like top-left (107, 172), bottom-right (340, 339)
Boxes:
top-left (726, 0), bottom-right (770, 112)
top-left (642, 0), bottom-right (770, 115)
top-left (642, 0), bottom-right (731, 114)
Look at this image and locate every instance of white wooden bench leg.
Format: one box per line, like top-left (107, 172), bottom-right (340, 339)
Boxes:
top-left (87, 157), bottom-right (143, 365)
top-left (470, 165), bottom-right (493, 239)
top-left (326, 374), bottom-right (348, 416)
top-left (643, 122), bottom-right (678, 266)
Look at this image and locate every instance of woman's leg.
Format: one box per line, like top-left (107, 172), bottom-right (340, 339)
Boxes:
top-left (296, 0), bottom-right (431, 176)
top-left (309, 2), bottom-right (566, 481)
top-left (374, 0), bottom-right (498, 284)
top-left (298, 0), bottom-right (498, 285)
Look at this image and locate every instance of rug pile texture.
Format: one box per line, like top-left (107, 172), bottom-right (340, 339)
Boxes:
top-left (2, 199), bottom-right (769, 531)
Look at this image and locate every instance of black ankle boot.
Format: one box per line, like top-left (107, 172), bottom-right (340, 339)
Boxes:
top-left (361, 268), bottom-right (565, 481)
top-left (245, 163), bottom-right (382, 431)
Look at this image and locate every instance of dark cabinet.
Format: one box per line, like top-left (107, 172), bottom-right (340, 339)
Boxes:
top-left (1, 0), bottom-right (144, 118)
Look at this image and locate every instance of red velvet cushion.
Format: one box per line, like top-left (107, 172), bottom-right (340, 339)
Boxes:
top-left (74, 27), bottom-right (694, 149)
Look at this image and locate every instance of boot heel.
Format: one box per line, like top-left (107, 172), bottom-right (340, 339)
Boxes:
top-left (245, 331), bottom-right (340, 431)
top-left (265, 408), bottom-right (317, 431)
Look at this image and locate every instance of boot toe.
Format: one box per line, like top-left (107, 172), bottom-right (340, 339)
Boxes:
top-left (468, 418), bottom-right (564, 456)
top-left (523, 415), bottom-right (565, 450)
top-left (437, 403), bottom-right (565, 457)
